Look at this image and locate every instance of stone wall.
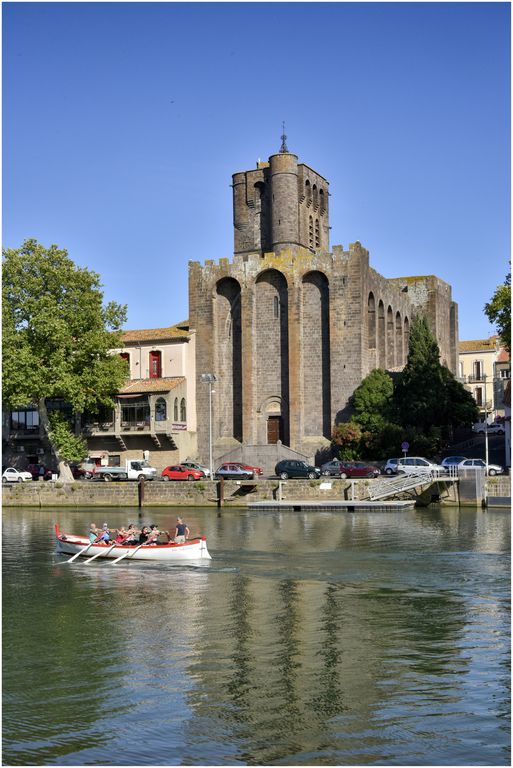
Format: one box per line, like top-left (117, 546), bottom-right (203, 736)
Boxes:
top-left (2, 478), bottom-right (386, 508)
top-left (3, 477), bottom-right (509, 508)
top-left (190, 241), bottom-right (457, 462)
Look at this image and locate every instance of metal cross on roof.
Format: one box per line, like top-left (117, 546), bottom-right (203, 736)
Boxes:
top-left (280, 122), bottom-right (288, 153)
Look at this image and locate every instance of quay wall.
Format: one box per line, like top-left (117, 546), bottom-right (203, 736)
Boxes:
top-left (2, 476), bottom-right (510, 508)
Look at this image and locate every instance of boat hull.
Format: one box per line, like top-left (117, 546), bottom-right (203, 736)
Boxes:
top-left (55, 526), bottom-right (211, 561)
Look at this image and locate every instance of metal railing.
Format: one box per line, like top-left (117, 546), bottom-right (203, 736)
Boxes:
top-left (367, 468), bottom-right (451, 501)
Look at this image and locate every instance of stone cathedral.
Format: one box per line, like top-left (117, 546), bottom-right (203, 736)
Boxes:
top-left (189, 137), bottom-right (459, 463)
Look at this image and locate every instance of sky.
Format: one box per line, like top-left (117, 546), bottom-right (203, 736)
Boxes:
top-left (3, 2), bottom-right (510, 341)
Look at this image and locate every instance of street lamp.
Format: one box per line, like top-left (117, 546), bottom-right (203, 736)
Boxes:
top-left (200, 373), bottom-right (217, 479)
top-left (483, 374), bottom-right (489, 470)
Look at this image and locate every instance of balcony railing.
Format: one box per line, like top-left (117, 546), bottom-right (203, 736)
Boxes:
top-left (83, 419), bottom-right (187, 435)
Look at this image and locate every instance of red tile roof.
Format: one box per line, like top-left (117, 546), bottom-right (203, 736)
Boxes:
top-left (121, 323), bottom-right (190, 343)
top-left (120, 377), bottom-right (185, 394)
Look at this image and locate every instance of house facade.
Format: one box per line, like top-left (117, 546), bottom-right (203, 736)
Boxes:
top-left (3, 322), bottom-right (198, 474)
top-left (458, 335), bottom-right (511, 421)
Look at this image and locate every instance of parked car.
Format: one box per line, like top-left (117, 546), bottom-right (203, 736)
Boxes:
top-left (231, 462), bottom-right (263, 476)
top-left (69, 464), bottom-right (91, 480)
top-left (396, 457), bottom-right (445, 474)
top-left (275, 460), bottom-right (321, 480)
top-left (383, 458), bottom-right (401, 475)
top-left (162, 465), bottom-right (206, 481)
top-left (181, 461), bottom-right (211, 478)
top-left (321, 460), bottom-right (380, 479)
top-left (457, 458), bottom-right (504, 476)
top-left (441, 456), bottom-right (468, 469)
top-left (2, 467), bottom-right (33, 483)
top-left (472, 422), bottom-right (505, 435)
top-left (215, 463), bottom-right (255, 480)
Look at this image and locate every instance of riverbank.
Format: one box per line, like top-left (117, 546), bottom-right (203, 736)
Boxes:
top-left (2, 476), bottom-right (510, 508)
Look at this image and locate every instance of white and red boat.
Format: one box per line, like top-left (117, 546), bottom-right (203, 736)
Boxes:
top-left (55, 524), bottom-right (212, 562)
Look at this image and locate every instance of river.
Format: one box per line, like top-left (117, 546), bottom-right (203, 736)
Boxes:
top-left (2, 506), bottom-right (510, 766)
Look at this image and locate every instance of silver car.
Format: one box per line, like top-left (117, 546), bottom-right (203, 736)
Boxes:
top-left (181, 461), bottom-right (211, 478)
top-left (457, 459), bottom-right (503, 476)
top-left (396, 457), bottom-right (445, 474)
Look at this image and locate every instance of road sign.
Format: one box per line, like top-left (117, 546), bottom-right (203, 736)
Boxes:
top-left (401, 441), bottom-right (409, 455)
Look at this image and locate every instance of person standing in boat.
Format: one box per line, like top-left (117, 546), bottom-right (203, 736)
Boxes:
top-left (173, 517), bottom-right (189, 544)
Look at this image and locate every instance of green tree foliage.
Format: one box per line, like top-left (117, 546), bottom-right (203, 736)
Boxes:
top-left (47, 412), bottom-right (88, 465)
top-left (394, 316), bottom-right (446, 432)
top-left (484, 270), bottom-right (511, 353)
top-left (334, 316), bottom-right (479, 460)
top-left (3, 240), bottom-right (128, 479)
top-left (351, 368), bottom-right (394, 432)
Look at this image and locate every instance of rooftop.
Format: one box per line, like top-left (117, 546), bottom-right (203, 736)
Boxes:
top-left (122, 323), bottom-right (189, 344)
top-left (120, 377), bottom-right (185, 394)
top-left (459, 336), bottom-right (499, 353)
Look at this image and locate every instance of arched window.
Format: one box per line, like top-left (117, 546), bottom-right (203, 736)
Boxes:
top-left (386, 306), bottom-right (395, 367)
top-left (319, 188), bottom-right (325, 214)
top-left (173, 397), bottom-right (179, 421)
top-left (315, 219), bottom-right (320, 248)
top-left (395, 311), bottom-right (403, 367)
top-left (404, 317), bottom-right (410, 357)
top-left (312, 184), bottom-right (318, 209)
top-left (155, 397), bottom-right (167, 421)
top-left (367, 293), bottom-right (376, 350)
top-left (309, 215), bottom-right (314, 248)
top-left (378, 300), bottom-right (386, 368)
top-left (305, 179), bottom-right (312, 205)
top-left (180, 398), bottom-right (187, 422)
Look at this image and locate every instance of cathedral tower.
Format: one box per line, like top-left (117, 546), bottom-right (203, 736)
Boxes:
top-left (232, 133), bottom-right (330, 255)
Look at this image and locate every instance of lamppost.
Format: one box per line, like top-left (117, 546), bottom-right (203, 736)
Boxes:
top-left (483, 374), bottom-right (489, 469)
top-left (200, 373), bottom-right (217, 479)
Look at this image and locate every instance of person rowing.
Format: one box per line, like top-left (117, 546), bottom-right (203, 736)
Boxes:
top-left (145, 525), bottom-right (161, 546)
top-left (123, 524), bottom-right (140, 546)
top-left (88, 522), bottom-right (111, 545)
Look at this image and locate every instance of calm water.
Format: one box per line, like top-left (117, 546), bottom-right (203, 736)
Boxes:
top-left (2, 506), bottom-right (510, 766)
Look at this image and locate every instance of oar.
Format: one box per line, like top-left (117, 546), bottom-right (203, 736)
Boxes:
top-left (110, 543), bottom-right (145, 565)
top-left (84, 543), bottom-right (117, 564)
top-left (59, 542), bottom-right (94, 564)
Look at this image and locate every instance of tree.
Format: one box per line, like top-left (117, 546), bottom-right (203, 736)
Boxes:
top-left (351, 368), bottom-right (394, 432)
top-left (394, 316), bottom-right (447, 432)
top-left (484, 270), bottom-right (511, 353)
top-left (394, 315), bottom-right (478, 450)
top-left (3, 240), bottom-right (128, 480)
top-left (331, 422), bottom-right (363, 460)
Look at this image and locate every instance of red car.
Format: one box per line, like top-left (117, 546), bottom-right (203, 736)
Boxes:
top-left (162, 465), bottom-right (205, 481)
top-left (232, 462), bottom-right (263, 476)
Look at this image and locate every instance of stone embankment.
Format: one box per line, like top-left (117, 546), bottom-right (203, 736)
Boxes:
top-left (2, 476), bottom-right (510, 508)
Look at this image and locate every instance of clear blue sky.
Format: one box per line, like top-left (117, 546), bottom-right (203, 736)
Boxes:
top-left (3, 2), bottom-right (510, 340)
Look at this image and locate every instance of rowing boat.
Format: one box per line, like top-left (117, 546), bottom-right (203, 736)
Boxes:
top-left (55, 524), bottom-right (212, 561)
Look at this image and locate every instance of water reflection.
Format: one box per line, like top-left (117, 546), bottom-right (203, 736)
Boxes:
top-left (3, 506), bottom-right (510, 766)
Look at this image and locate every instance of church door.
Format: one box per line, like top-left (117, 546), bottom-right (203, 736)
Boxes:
top-left (267, 415), bottom-right (282, 444)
